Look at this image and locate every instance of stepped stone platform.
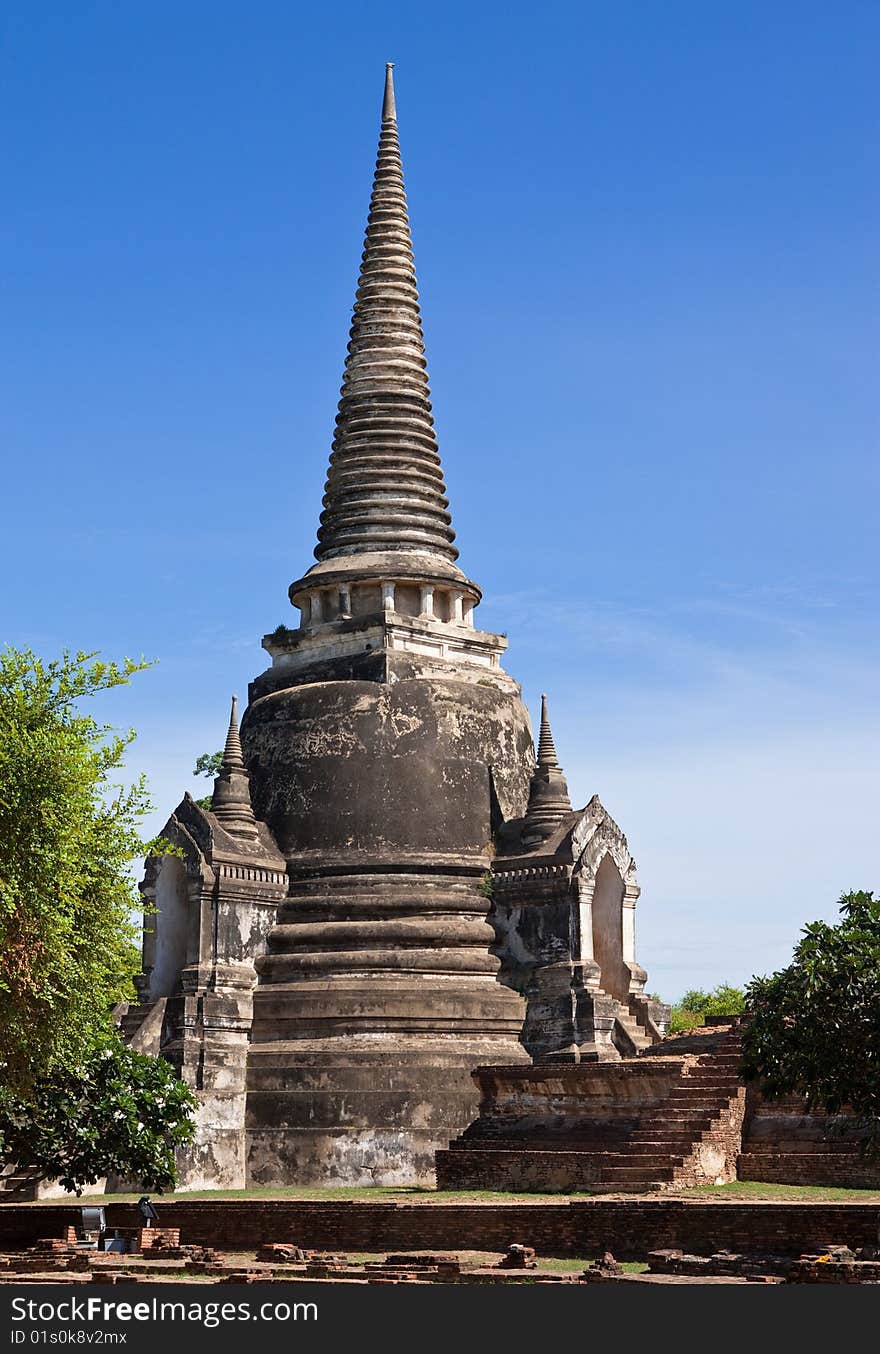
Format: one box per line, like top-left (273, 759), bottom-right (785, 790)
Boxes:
top-left (436, 1023), bottom-right (746, 1193)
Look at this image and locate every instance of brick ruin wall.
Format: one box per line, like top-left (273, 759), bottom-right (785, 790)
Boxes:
top-left (2, 1200), bottom-right (879, 1261)
top-left (740, 1094), bottom-right (880, 1189)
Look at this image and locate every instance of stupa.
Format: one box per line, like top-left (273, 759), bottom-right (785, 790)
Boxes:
top-left (127, 66), bottom-right (664, 1190)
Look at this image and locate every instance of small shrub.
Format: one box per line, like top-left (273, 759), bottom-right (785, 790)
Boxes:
top-left (668, 983), bottom-right (745, 1033)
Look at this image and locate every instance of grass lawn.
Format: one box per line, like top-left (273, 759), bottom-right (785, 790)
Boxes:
top-left (26, 1181), bottom-right (880, 1205)
top-left (29, 1185), bottom-right (577, 1204)
top-left (678, 1180), bottom-right (880, 1204)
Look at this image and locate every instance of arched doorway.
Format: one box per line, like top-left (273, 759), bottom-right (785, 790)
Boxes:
top-left (591, 853), bottom-right (628, 1002)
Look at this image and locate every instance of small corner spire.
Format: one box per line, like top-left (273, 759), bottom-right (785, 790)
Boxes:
top-left (212, 695), bottom-right (258, 837)
top-left (383, 62), bottom-right (397, 121)
top-left (221, 694), bottom-right (246, 772)
top-left (536, 693), bottom-right (560, 769)
top-left (521, 693), bottom-right (572, 850)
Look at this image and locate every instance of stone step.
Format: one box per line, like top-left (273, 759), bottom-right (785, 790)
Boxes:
top-left (597, 1181), bottom-right (670, 1193)
top-left (447, 1139), bottom-right (622, 1153)
top-left (656, 1097), bottom-right (727, 1106)
top-left (626, 1146), bottom-right (703, 1159)
top-left (627, 1132), bottom-right (710, 1146)
top-left (664, 1094), bottom-right (737, 1106)
top-left (604, 1145), bottom-right (691, 1163)
top-left (651, 1104), bottom-right (726, 1115)
top-left (638, 1113), bottom-right (711, 1126)
top-left (598, 1168), bottom-right (677, 1184)
top-left (644, 1105), bottom-right (721, 1116)
top-left (0, 1166), bottom-right (43, 1200)
top-left (594, 1147), bottom-right (687, 1164)
top-left (677, 1085), bottom-right (740, 1096)
top-left (635, 1121), bottom-right (718, 1136)
top-left (685, 1069), bottom-right (743, 1079)
top-left (653, 1115), bottom-right (733, 1129)
top-left (686, 1074), bottom-right (740, 1082)
top-left (743, 1141), bottom-right (868, 1155)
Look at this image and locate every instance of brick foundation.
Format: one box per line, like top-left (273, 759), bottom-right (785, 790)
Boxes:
top-left (739, 1154), bottom-right (880, 1189)
top-left (1, 1199), bottom-right (879, 1261)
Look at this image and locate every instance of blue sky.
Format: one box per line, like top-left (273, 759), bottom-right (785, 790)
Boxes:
top-left (3, 2), bottom-right (877, 1000)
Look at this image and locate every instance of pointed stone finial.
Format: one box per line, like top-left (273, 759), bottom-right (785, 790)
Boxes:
top-left (521, 693), bottom-right (572, 850)
top-left (221, 695), bottom-right (246, 771)
top-left (211, 695), bottom-right (258, 837)
top-left (383, 62), bottom-right (396, 121)
top-left (536, 694), bottom-right (559, 768)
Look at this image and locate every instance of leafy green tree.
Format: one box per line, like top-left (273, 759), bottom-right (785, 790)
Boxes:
top-left (0, 1038), bottom-right (196, 1194)
top-left (193, 750), bottom-right (223, 779)
top-left (668, 983), bottom-right (745, 1034)
top-left (0, 646), bottom-right (197, 1192)
top-left (192, 750), bottom-right (222, 811)
top-left (0, 649), bottom-right (152, 1088)
top-left (741, 890), bottom-right (880, 1148)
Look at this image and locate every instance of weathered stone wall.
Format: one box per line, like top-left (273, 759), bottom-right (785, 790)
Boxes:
top-left (456, 1060), bottom-right (684, 1135)
top-left (244, 863), bottom-right (533, 1187)
top-left (242, 670), bottom-right (533, 861)
top-left (131, 798), bottom-right (288, 1192)
top-left (239, 655), bottom-right (537, 1186)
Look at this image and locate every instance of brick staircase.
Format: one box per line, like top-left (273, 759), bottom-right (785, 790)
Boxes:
top-left (0, 1163), bottom-right (43, 1202)
top-left (611, 1002), bottom-right (654, 1057)
top-left (118, 996), bottom-right (168, 1053)
top-left (594, 1024), bottom-right (746, 1190)
top-left (436, 1021), bottom-right (747, 1194)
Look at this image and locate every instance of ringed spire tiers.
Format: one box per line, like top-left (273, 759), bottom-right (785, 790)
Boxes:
top-left (211, 696), bottom-right (259, 838)
top-left (288, 63), bottom-right (481, 618)
top-left (521, 695), bottom-right (573, 848)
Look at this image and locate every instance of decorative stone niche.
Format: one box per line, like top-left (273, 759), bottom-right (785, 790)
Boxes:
top-left (352, 582), bottom-right (383, 616)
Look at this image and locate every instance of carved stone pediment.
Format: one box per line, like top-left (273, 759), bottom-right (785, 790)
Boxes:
top-left (570, 795), bottom-right (638, 889)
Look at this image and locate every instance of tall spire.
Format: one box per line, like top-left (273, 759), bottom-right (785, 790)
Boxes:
top-left (211, 696), bottom-right (259, 837)
top-left (536, 693), bottom-right (559, 768)
top-left (314, 63), bottom-right (457, 564)
top-left (521, 694), bottom-right (572, 849)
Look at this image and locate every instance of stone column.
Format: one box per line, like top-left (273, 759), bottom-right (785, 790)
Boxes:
top-left (462, 599), bottom-right (475, 628)
top-left (575, 876), bottom-right (602, 989)
top-left (338, 584), bottom-right (351, 618)
top-left (140, 875), bottom-right (158, 978)
top-left (310, 590), bottom-right (323, 623)
top-left (382, 582), bottom-right (396, 612)
top-left (450, 590), bottom-right (463, 623)
top-left (419, 584), bottom-right (434, 618)
top-left (623, 883), bottom-right (647, 995)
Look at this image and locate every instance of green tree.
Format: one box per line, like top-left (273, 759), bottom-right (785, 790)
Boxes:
top-left (0, 1039), bottom-right (196, 1194)
top-left (192, 750), bottom-right (222, 811)
top-left (0, 649), bottom-right (152, 1088)
top-left (668, 983), bottom-right (745, 1034)
top-left (741, 890), bottom-right (880, 1149)
top-left (193, 751), bottom-right (223, 779)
